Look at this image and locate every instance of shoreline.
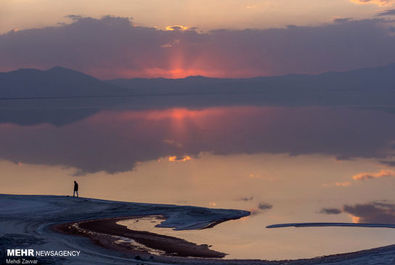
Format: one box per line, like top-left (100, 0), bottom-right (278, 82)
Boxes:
top-left (53, 216), bottom-right (395, 265)
top-left (53, 216), bottom-right (227, 259)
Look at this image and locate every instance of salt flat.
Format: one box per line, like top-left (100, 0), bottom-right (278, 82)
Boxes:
top-left (0, 194), bottom-right (394, 265)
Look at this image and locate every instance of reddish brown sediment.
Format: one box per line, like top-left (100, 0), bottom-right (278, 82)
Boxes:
top-left (53, 216), bottom-right (226, 259)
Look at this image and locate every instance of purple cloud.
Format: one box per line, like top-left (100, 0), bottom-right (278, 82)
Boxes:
top-left (0, 16), bottom-right (394, 79)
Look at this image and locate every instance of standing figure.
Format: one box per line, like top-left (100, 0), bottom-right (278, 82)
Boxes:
top-left (73, 181), bottom-right (79, 197)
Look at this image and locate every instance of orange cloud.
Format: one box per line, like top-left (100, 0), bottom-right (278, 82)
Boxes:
top-left (352, 169), bottom-right (395, 181)
top-left (168, 155), bottom-right (192, 162)
top-left (350, 0), bottom-right (394, 6)
top-left (351, 216), bottom-right (361, 223)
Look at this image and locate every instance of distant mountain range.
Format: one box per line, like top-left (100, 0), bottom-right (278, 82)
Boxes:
top-left (0, 63), bottom-right (394, 106)
top-left (0, 67), bottom-right (128, 98)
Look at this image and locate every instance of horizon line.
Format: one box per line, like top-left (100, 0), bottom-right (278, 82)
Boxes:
top-left (2, 61), bottom-right (394, 81)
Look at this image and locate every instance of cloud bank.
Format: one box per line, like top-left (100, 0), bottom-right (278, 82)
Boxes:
top-left (352, 169), bottom-right (395, 180)
top-left (0, 16), bottom-right (394, 78)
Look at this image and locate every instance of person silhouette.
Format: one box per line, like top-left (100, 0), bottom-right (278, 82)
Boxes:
top-left (73, 181), bottom-right (79, 198)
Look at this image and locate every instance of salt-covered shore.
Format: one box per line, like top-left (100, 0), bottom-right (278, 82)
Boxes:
top-left (1, 194), bottom-right (394, 265)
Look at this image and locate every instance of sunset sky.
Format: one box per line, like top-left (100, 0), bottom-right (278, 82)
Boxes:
top-left (0, 0), bottom-right (394, 78)
top-left (1, 0), bottom-right (393, 32)
top-left (1, 2), bottom-right (395, 258)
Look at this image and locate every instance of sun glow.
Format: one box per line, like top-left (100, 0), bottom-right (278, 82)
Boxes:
top-left (113, 40), bottom-right (264, 79)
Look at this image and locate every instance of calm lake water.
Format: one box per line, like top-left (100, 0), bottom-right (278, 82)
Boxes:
top-left (117, 216), bottom-right (395, 260)
top-left (1, 99), bottom-right (394, 259)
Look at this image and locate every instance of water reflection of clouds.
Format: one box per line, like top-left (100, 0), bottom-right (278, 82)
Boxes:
top-left (0, 106), bottom-right (395, 175)
top-left (352, 169), bottom-right (395, 181)
top-left (344, 202), bottom-right (395, 223)
top-left (321, 201), bottom-right (395, 224)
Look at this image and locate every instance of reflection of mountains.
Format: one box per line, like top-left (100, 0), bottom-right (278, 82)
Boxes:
top-left (0, 108), bottom-right (98, 126)
top-left (1, 106), bottom-right (395, 175)
top-left (0, 63), bottom-right (394, 126)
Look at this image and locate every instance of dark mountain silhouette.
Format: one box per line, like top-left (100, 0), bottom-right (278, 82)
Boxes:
top-left (0, 66), bottom-right (128, 98)
top-left (108, 63), bottom-right (395, 106)
top-left (0, 63), bottom-right (394, 107)
top-left (0, 67), bottom-right (128, 126)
